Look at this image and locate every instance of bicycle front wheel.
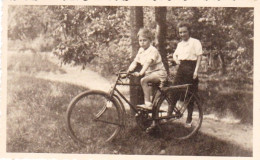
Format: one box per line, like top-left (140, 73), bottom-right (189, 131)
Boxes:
top-left (66, 90), bottom-right (123, 145)
top-left (155, 91), bottom-right (203, 140)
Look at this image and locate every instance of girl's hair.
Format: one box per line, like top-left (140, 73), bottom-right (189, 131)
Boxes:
top-left (177, 21), bottom-right (191, 33)
top-left (137, 28), bottom-right (153, 41)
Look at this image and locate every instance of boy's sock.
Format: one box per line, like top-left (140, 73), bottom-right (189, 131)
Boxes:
top-left (145, 101), bottom-right (152, 108)
top-left (137, 101), bottom-right (152, 109)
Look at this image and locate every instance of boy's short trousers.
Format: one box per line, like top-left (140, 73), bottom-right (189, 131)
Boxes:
top-left (145, 70), bottom-right (167, 82)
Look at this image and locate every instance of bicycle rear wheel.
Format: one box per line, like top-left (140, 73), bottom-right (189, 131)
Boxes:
top-left (155, 90), bottom-right (203, 140)
top-left (66, 90), bottom-right (123, 145)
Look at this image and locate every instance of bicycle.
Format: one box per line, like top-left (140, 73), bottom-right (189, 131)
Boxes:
top-left (66, 72), bottom-right (203, 145)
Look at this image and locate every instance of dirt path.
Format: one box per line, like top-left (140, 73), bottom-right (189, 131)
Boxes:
top-left (37, 55), bottom-right (252, 152)
top-left (37, 55), bottom-right (112, 91)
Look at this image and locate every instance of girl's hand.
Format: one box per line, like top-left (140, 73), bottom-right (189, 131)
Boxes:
top-left (193, 72), bottom-right (198, 79)
top-left (175, 59), bottom-right (181, 65)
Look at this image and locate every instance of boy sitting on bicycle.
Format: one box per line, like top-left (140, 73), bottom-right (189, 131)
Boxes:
top-left (127, 28), bottom-right (167, 109)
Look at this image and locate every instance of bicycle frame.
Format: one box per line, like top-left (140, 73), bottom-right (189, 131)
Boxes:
top-left (108, 73), bottom-right (143, 113)
top-left (66, 73), bottom-right (203, 144)
top-left (107, 72), bottom-right (193, 116)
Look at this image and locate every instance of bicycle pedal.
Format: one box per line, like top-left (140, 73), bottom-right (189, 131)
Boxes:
top-left (136, 105), bottom-right (152, 111)
top-left (146, 124), bottom-right (156, 134)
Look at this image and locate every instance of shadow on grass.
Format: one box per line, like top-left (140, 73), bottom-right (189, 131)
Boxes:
top-left (110, 124), bottom-right (252, 156)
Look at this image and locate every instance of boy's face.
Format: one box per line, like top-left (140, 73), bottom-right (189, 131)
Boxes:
top-left (179, 26), bottom-right (190, 41)
top-left (138, 36), bottom-right (150, 50)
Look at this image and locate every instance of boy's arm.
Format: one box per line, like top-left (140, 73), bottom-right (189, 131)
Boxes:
top-left (135, 49), bottom-right (155, 76)
top-left (133, 59), bottom-right (153, 77)
top-left (138, 61), bottom-right (152, 76)
top-left (127, 61), bottom-right (137, 73)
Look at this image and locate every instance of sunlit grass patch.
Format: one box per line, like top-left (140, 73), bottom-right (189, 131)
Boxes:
top-left (7, 51), bottom-right (65, 75)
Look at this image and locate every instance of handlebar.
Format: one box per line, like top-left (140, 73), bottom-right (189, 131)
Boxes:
top-left (116, 71), bottom-right (135, 79)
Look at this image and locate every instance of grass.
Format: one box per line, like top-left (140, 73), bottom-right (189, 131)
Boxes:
top-left (6, 73), bottom-right (252, 156)
top-left (6, 50), bottom-right (253, 155)
top-left (7, 73), bottom-right (87, 153)
top-left (199, 76), bottom-right (253, 124)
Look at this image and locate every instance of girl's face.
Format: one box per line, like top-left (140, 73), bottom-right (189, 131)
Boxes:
top-left (138, 36), bottom-right (150, 50)
top-left (179, 26), bottom-right (190, 41)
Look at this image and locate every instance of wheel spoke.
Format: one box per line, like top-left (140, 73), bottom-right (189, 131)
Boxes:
top-left (93, 118), bottom-right (122, 126)
top-left (155, 91), bottom-right (203, 140)
top-left (66, 90), bottom-right (123, 145)
top-left (95, 105), bottom-right (107, 118)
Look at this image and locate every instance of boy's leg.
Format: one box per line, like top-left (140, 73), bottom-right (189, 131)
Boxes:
top-left (140, 73), bottom-right (161, 105)
top-left (142, 71), bottom-right (167, 132)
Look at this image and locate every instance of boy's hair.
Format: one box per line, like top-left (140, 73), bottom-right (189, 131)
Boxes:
top-left (137, 28), bottom-right (153, 41)
top-left (177, 21), bottom-right (191, 33)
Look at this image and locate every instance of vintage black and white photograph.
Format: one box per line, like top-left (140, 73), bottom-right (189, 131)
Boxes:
top-left (2, 1), bottom-right (257, 158)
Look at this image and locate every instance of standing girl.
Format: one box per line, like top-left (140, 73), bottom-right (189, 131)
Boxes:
top-left (170, 22), bottom-right (203, 127)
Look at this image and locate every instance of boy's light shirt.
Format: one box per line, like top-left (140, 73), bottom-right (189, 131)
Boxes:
top-left (173, 37), bottom-right (203, 61)
top-left (134, 45), bottom-right (165, 74)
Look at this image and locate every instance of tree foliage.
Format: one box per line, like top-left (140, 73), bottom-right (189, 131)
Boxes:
top-left (8, 6), bottom-right (253, 81)
top-left (51, 6), bottom-right (131, 72)
top-left (8, 6), bottom-right (52, 40)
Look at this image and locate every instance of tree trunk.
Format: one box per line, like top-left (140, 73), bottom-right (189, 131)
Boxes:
top-left (218, 51), bottom-right (226, 75)
top-left (155, 7), bottom-right (169, 74)
top-left (129, 7), bottom-right (144, 109)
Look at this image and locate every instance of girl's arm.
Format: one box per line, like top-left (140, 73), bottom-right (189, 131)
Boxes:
top-left (193, 55), bottom-right (202, 79)
top-left (173, 44), bottom-right (180, 64)
top-left (193, 40), bottom-right (203, 79)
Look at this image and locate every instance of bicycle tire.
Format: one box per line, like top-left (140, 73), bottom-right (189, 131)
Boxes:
top-left (154, 90), bottom-right (203, 140)
top-left (66, 90), bottom-right (123, 145)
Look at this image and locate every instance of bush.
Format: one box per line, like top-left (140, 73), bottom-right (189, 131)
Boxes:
top-left (89, 37), bottom-right (132, 77)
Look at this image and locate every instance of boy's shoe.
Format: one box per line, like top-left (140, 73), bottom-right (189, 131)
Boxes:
top-left (137, 102), bottom-right (153, 110)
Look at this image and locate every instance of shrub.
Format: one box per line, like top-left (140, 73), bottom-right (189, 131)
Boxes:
top-left (90, 37), bottom-right (132, 77)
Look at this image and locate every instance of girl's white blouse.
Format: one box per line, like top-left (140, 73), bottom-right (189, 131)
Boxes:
top-left (173, 37), bottom-right (203, 61)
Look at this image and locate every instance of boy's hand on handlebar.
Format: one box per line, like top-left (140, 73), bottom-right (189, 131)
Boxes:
top-left (120, 72), bottom-right (129, 79)
top-left (132, 72), bottom-right (141, 77)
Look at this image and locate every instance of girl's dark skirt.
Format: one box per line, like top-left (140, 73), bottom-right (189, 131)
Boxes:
top-left (170, 60), bottom-right (199, 123)
top-left (173, 60), bottom-right (198, 93)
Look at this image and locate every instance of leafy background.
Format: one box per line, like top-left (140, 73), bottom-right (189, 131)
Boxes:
top-left (8, 6), bottom-right (253, 80)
